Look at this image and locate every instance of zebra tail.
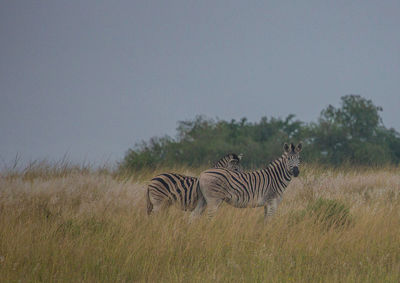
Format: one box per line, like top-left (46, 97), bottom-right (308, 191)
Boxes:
top-left (146, 186), bottom-right (153, 216)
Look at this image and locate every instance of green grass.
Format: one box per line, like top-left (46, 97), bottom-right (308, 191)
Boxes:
top-left (0, 164), bottom-right (399, 282)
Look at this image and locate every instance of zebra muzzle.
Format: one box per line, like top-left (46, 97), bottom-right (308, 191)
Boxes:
top-left (292, 166), bottom-right (299, 177)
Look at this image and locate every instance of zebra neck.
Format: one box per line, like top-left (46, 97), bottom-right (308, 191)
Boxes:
top-left (265, 155), bottom-right (292, 191)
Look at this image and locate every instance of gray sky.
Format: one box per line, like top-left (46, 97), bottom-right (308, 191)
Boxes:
top-left (1, 1), bottom-right (399, 166)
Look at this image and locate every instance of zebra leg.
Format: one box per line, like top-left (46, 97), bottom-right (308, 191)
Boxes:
top-left (277, 195), bottom-right (283, 205)
top-left (206, 198), bottom-right (223, 219)
top-left (151, 199), bottom-right (171, 214)
top-left (264, 198), bottom-right (278, 223)
top-left (146, 188), bottom-right (153, 215)
top-left (148, 190), bottom-right (172, 215)
top-left (197, 171), bottom-right (226, 219)
top-left (189, 195), bottom-right (207, 222)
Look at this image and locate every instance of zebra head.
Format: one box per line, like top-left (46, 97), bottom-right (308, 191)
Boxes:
top-left (283, 142), bottom-right (302, 177)
top-left (226, 153), bottom-right (243, 171)
top-left (213, 153), bottom-right (243, 171)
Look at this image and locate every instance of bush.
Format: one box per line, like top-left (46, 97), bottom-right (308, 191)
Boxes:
top-left (289, 198), bottom-right (352, 230)
top-left (307, 198), bottom-right (352, 229)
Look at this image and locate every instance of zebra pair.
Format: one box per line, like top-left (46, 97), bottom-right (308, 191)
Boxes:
top-left (146, 142), bottom-right (302, 222)
top-left (146, 153), bottom-right (243, 215)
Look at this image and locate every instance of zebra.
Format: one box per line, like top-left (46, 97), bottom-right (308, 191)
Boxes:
top-left (146, 153), bottom-right (243, 215)
top-left (213, 153), bottom-right (243, 171)
top-left (191, 143), bottom-right (302, 222)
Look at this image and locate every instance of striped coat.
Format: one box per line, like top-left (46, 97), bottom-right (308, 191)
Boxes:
top-left (191, 143), bottom-right (302, 221)
top-left (146, 153), bottom-right (242, 215)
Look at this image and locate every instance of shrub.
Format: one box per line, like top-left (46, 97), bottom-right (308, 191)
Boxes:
top-left (307, 198), bottom-right (352, 229)
top-left (289, 198), bottom-right (352, 230)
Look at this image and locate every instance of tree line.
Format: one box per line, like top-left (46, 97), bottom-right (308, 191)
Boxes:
top-left (120, 95), bottom-right (400, 171)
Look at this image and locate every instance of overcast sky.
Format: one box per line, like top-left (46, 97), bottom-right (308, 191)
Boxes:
top-left (1, 1), bottom-right (399, 166)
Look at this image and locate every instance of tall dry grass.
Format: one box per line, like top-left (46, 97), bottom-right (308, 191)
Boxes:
top-left (0, 163), bottom-right (399, 282)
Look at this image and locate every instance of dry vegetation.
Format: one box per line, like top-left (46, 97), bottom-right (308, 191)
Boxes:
top-left (0, 162), bottom-right (399, 282)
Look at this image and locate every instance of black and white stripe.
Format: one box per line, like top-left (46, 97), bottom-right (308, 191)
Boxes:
top-left (146, 153), bottom-right (243, 215)
top-left (213, 153), bottom-right (243, 171)
top-left (191, 143), bottom-right (302, 221)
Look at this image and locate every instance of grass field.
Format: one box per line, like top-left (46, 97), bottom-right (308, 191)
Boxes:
top-left (0, 163), bottom-right (399, 282)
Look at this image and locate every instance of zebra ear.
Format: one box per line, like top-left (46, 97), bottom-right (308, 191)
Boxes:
top-left (283, 143), bottom-right (290, 153)
top-left (296, 142), bottom-right (303, 153)
top-left (238, 153), bottom-right (243, 160)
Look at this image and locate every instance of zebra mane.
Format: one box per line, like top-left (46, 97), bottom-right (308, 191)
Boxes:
top-left (266, 154), bottom-right (291, 176)
top-left (268, 153), bottom-right (288, 166)
top-left (213, 153), bottom-right (240, 165)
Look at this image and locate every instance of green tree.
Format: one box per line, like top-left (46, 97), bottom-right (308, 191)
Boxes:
top-left (119, 95), bottom-right (400, 172)
top-left (310, 95), bottom-right (389, 165)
